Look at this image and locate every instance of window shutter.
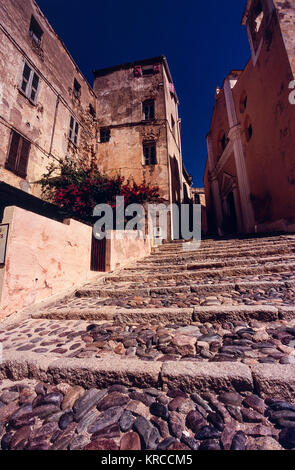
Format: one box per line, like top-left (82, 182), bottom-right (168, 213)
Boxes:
top-left (17, 138), bottom-right (30, 178)
top-left (5, 131), bottom-right (20, 172)
top-left (30, 73), bottom-right (39, 102)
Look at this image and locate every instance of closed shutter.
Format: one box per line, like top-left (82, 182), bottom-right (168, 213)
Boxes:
top-left (17, 138), bottom-right (31, 178)
top-left (5, 131), bottom-right (21, 172)
top-left (5, 131), bottom-right (30, 178)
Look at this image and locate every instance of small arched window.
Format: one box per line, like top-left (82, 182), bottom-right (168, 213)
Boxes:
top-left (244, 116), bottom-right (253, 142)
top-left (239, 91), bottom-right (248, 114)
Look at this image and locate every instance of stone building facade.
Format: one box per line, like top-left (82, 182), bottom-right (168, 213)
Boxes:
top-left (0, 0), bottom-right (189, 240)
top-left (94, 57), bottom-right (186, 240)
top-left (0, 0), bottom-right (97, 219)
top-left (204, 0), bottom-right (295, 236)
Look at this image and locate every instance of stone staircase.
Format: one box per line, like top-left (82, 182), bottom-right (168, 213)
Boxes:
top-left (1, 234), bottom-right (295, 450)
top-left (34, 234), bottom-right (295, 323)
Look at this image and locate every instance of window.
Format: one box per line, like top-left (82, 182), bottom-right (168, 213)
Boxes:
top-left (5, 131), bottom-right (31, 178)
top-left (142, 66), bottom-right (154, 76)
top-left (143, 100), bottom-right (155, 120)
top-left (29, 16), bottom-right (43, 45)
top-left (245, 117), bottom-right (253, 142)
top-left (239, 91), bottom-right (248, 114)
top-left (100, 127), bottom-right (110, 143)
top-left (143, 142), bottom-right (157, 165)
top-left (246, 124), bottom-right (253, 141)
top-left (69, 116), bottom-right (79, 145)
top-left (20, 62), bottom-right (40, 104)
top-left (89, 104), bottom-right (96, 118)
top-left (73, 79), bottom-right (81, 99)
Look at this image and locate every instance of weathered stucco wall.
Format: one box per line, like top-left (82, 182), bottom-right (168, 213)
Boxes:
top-left (106, 231), bottom-right (151, 272)
top-left (233, 3), bottom-right (295, 226)
top-left (0, 0), bottom-right (96, 199)
top-left (0, 206), bottom-right (97, 319)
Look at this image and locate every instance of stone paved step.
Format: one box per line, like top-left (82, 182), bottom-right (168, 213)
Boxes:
top-left (2, 234), bottom-right (295, 451)
top-left (74, 279), bottom-right (292, 299)
top-left (151, 242), bottom-right (295, 259)
top-left (157, 234), bottom-right (295, 247)
top-left (124, 255), bottom-right (295, 273)
top-left (1, 314), bottom-right (295, 372)
top-left (1, 367), bottom-right (295, 450)
top-left (147, 249), bottom-right (295, 266)
top-left (142, 246), bottom-right (295, 264)
top-left (152, 237), bottom-right (295, 253)
top-left (33, 304), bottom-right (285, 324)
top-left (104, 262), bottom-right (295, 283)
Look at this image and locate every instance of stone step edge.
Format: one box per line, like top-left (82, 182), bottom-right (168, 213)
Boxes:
top-left (105, 263), bottom-right (295, 282)
top-left (153, 236), bottom-right (295, 247)
top-left (1, 351), bottom-right (295, 399)
top-left (152, 241), bottom-right (295, 254)
top-left (147, 249), bottom-right (295, 263)
top-left (150, 242), bottom-right (295, 257)
top-left (75, 280), bottom-right (291, 298)
top-left (123, 256), bottom-right (295, 273)
top-left (31, 305), bottom-right (292, 323)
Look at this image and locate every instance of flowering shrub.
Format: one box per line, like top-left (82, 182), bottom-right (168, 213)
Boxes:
top-left (39, 157), bottom-right (162, 223)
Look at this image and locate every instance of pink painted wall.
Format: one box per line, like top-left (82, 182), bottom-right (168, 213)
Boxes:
top-left (0, 206), bottom-right (97, 319)
top-left (106, 230), bottom-right (151, 272)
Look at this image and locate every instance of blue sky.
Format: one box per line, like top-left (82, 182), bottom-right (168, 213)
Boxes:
top-left (37, 0), bottom-right (250, 187)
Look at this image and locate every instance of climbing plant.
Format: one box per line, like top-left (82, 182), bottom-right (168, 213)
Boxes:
top-left (39, 156), bottom-right (162, 223)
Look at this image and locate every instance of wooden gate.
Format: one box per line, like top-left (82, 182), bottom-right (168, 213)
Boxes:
top-left (91, 234), bottom-right (106, 272)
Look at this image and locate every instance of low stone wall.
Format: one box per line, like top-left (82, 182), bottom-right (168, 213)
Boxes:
top-left (0, 208), bottom-right (152, 320)
top-left (0, 206), bottom-right (97, 319)
top-left (105, 230), bottom-right (151, 272)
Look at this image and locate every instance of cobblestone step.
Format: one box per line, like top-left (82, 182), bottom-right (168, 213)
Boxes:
top-left (142, 246), bottom-right (295, 264)
top-left (152, 237), bottom-right (295, 253)
top-left (2, 234), bottom-right (295, 451)
top-left (74, 280), bottom-right (290, 299)
top-left (32, 304), bottom-right (284, 324)
top-left (150, 242), bottom-right (295, 260)
top-left (124, 255), bottom-right (295, 273)
top-left (104, 262), bottom-right (295, 284)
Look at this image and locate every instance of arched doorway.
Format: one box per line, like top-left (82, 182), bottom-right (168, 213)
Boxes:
top-left (225, 191), bottom-right (238, 234)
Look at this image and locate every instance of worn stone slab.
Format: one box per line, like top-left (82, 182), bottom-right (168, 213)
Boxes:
top-left (0, 351), bottom-right (162, 389)
top-left (106, 263), bottom-right (293, 283)
top-left (279, 306), bottom-right (295, 320)
top-left (47, 357), bottom-right (162, 389)
top-left (33, 307), bottom-right (195, 323)
top-left (252, 364), bottom-right (295, 400)
top-left (193, 305), bottom-right (279, 323)
top-left (161, 362), bottom-right (253, 394)
top-left (0, 351), bottom-right (52, 382)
